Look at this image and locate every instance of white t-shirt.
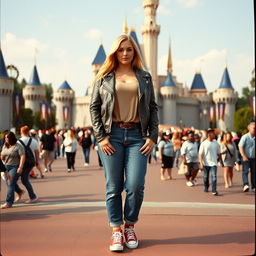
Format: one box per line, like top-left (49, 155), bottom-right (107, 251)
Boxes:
top-left (199, 139), bottom-right (220, 166)
top-left (18, 137), bottom-right (39, 158)
top-left (181, 140), bottom-right (198, 163)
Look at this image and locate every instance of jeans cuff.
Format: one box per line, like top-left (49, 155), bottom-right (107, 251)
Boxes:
top-left (109, 221), bottom-right (123, 227)
top-left (124, 218), bottom-right (137, 225)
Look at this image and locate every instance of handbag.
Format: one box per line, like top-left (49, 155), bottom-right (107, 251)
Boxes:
top-left (225, 144), bottom-right (233, 158)
top-left (178, 160), bottom-right (188, 175)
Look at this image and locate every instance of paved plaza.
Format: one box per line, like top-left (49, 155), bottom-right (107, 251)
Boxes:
top-left (1, 148), bottom-right (255, 256)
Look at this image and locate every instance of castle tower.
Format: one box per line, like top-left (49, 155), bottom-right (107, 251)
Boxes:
top-left (23, 65), bottom-right (46, 114)
top-left (54, 80), bottom-right (74, 129)
top-left (141, 0), bottom-right (160, 95)
top-left (0, 49), bottom-right (14, 130)
top-left (160, 70), bottom-right (178, 125)
top-left (91, 44), bottom-right (106, 77)
top-left (213, 67), bottom-right (238, 131)
top-left (190, 72), bottom-right (211, 129)
top-left (160, 42), bottom-right (178, 125)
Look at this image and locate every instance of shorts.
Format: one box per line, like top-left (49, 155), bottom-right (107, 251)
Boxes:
top-left (41, 150), bottom-right (54, 161)
top-left (187, 162), bottom-right (199, 176)
top-left (161, 155), bottom-right (174, 169)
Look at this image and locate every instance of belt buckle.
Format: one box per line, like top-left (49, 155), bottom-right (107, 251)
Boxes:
top-left (121, 122), bottom-right (133, 129)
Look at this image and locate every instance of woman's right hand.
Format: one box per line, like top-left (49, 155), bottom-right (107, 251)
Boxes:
top-left (99, 136), bottom-right (116, 155)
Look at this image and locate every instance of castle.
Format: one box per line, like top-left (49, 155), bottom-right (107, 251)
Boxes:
top-left (0, 0), bottom-right (238, 132)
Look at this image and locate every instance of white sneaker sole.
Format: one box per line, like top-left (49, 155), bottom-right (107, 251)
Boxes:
top-left (109, 244), bottom-right (123, 251)
top-left (125, 241), bottom-right (139, 249)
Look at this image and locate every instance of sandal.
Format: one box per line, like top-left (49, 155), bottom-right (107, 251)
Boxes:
top-left (1, 203), bottom-right (13, 209)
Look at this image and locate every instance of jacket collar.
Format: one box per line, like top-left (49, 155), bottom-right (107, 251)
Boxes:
top-left (102, 69), bottom-right (150, 99)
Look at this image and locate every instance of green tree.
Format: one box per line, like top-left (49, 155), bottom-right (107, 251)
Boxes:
top-left (13, 78), bottom-right (27, 94)
top-left (34, 110), bottom-right (57, 130)
top-left (13, 107), bottom-right (34, 132)
top-left (236, 69), bottom-right (255, 110)
top-left (234, 107), bottom-right (253, 133)
top-left (43, 83), bottom-right (53, 104)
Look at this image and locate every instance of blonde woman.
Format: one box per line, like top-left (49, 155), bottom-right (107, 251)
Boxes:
top-left (220, 132), bottom-right (238, 188)
top-left (63, 129), bottom-right (78, 172)
top-left (90, 34), bottom-right (158, 252)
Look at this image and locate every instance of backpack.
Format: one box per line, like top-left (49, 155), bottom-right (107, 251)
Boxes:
top-left (19, 138), bottom-right (36, 169)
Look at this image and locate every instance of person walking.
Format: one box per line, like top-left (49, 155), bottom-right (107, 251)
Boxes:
top-left (90, 34), bottom-right (158, 252)
top-left (180, 131), bottom-right (199, 187)
top-left (0, 132), bottom-right (25, 209)
top-left (158, 132), bottom-right (175, 180)
top-left (79, 129), bottom-right (93, 167)
top-left (238, 119), bottom-right (255, 192)
top-left (17, 126), bottom-right (38, 203)
top-left (232, 132), bottom-right (242, 172)
top-left (220, 132), bottom-right (238, 188)
top-left (40, 128), bottom-right (55, 172)
top-left (172, 131), bottom-right (182, 168)
top-left (199, 128), bottom-right (224, 196)
top-left (63, 129), bottom-right (78, 172)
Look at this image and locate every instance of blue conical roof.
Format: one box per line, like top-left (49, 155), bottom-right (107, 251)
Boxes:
top-left (92, 44), bottom-right (106, 65)
top-left (130, 30), bottom-right (142, 54)
top-left (58, 80), bottom-right (73, 90)
top-left (191, 73), bottom-right (207, 90)
top-left (218, 67), bottom-right (234, 89)
top-left (162, 72), bottom-right (176, 87)
top-left (0, 49), bottom-right (9, 79)
top-left (28, 65), bottom-right (41, 86)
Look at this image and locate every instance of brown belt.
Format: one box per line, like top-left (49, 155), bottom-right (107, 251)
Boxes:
top-left (113, 122), bottom-right (141, 129)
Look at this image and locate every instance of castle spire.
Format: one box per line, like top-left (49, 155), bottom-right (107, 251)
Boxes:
top-left (167, 40), bottom-right (173, 73)
top-left (123, 17), bottom-right (129, 35)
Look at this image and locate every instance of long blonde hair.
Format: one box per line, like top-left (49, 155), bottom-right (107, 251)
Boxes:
top-left (94, 34), bottom-right (144, 84)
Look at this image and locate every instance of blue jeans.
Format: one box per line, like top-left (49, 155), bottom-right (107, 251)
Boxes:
top-left (203, 166), bottom-right (217, 193)
top-left (99, 126), bottom-right (148, 227)
top-left (242, 158), bottom-right (255, 189)
top-left (5, 165), bottom-right (21, 204)
top-left (20, 166), bottom-right (37, 199)
top-left (82, 147), bottom-right (91, 164)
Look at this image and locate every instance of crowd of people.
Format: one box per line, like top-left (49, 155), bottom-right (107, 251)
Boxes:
top-left (156, 119), bottom-right (255, 195)
top-left (0, 119), bottom-right (254, 210)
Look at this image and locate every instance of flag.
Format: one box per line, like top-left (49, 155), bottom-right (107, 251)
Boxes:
top-left (208, 106), bottom-right (215, 121)
top-left (40, 103), bottom-right (48, 120)
top-left (63, 106), bottom-right (69, 122)
top-left (250, 95), bottom-right (255, 116)
top-left (47, 105), bottom-right (52, 118)
top-left (13, 93), bottom-right (22, 115)
top-left (217, 102), bottom-right (226, 120)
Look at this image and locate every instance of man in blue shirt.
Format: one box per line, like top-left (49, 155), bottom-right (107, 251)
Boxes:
top-left (238, 119), bottom-right (255, 192)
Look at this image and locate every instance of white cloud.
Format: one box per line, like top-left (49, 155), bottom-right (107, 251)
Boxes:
top-left (1, 33), bottom-right (92, 96)
top-left (2, 33), bottom-right (48, 60)
top-left (158, 49), bottom-right (254, 95)
top-left (84, 28), bottom-right (103, 39)
top-left (176, 0), bottom-right (199, 8)
top-left (158, 4), bottom-right (172, 16)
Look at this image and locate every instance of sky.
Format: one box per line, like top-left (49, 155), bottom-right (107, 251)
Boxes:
top-left (1, 0), bottom-right (254, 96)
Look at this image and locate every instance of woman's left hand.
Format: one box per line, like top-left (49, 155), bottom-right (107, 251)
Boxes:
top-left (140, 138), bottom-right (155, 156)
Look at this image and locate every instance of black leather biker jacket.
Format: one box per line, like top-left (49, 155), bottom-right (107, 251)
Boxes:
top-left (89, 69), bottom-right (159, 143)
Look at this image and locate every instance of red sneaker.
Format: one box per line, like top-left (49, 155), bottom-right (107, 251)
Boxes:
top-left (124, 224), bottom-right (139, 249)
top-left (109, 229), bottom-right (124, 252)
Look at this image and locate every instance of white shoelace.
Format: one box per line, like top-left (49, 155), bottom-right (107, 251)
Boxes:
top-left (125, 227), bottom-right (136, 241)
top-left (112, 231), bottom-right (123, 243)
